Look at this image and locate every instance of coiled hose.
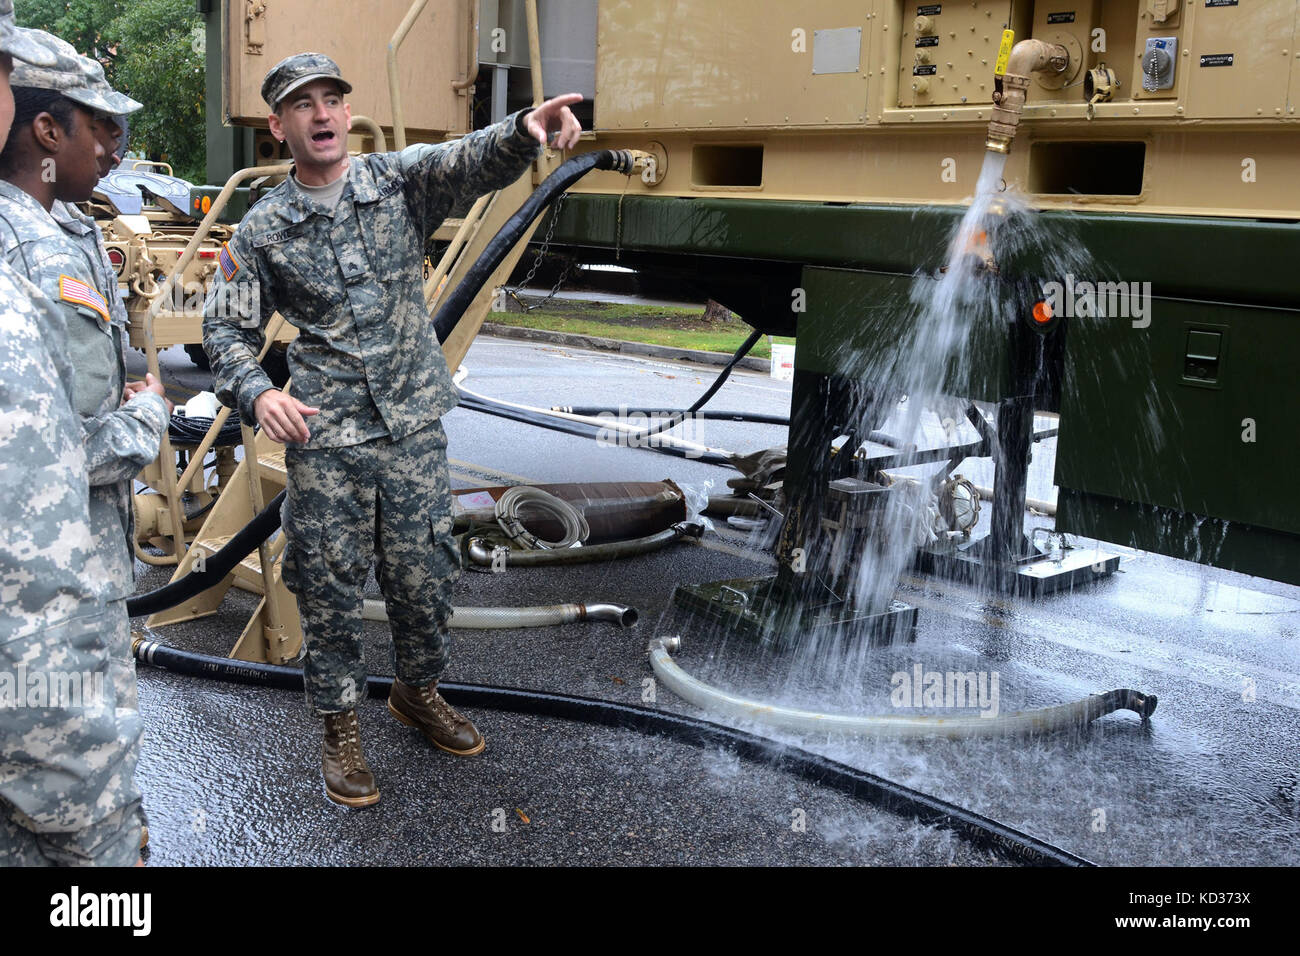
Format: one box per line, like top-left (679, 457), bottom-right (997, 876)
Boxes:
top-left (432, 149), bottom-right (639, 344)
top-left (467, 523), bottom-right (703, 568)
top-left (494, 485), bottom-right (590, 550)
top-left (131, 635), bottom-right (1091, 866)
top-left (168, 412), bottom-right (243, 447)
top-left (649, 637), bottom-right (1158, 740)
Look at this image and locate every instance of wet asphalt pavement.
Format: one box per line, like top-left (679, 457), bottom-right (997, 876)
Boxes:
top-left (126, 335), bottom-right (1300, 866)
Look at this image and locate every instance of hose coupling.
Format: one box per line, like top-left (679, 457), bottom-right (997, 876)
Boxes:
top-left (606, 149), bottom-right (636, 175)
top-left (654, 635), bottom-right (682, 654)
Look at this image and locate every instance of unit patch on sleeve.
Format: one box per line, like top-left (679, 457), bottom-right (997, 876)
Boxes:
top-left (219, 241), bottom-right (241, 281)
top-left (58, 274), bottom-right (109, 322)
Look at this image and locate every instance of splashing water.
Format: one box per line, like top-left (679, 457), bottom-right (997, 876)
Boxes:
top-left (685, 149), bottom-right (1179, 713)
top-left (777, 149), bottom-right (1171, 701)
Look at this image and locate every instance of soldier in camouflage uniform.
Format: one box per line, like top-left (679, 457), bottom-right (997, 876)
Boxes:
top-left (0, 0), bottom-right (143, 867)
top-left (0, 30), bottom-right (169, 852)
top-left (202, 53), bottom-right (581, 806)
top-left (51, 38), bottom-right (141, 336)
top-left (44, 40), bottom-right (155, 851)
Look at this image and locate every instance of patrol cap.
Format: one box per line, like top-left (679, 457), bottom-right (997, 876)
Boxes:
top-left (261, 52), bottom-right (352, 110)
top-left (0, 0), bottom-right (59, 67)
top-left (10, 29), bottom-right (116, 114)
top-left (78, 52), bottom-right (141, 115)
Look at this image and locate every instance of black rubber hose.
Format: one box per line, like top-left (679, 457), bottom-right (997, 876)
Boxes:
top-left (559, 329), bottom-right (763, 447)
top-left (456, 392), bottom-right (736, 467)
top-left (132, 636), bottom-right (1092, 867)
top-left (168, 412), bottom-right (243, 446)
top-left (125, 490), bottom-right (286, 618)
top-left (433, 150), bottom-right (637, 344)
top-left (556, 407), bottom-right (792, 426)
top-left (631, 328), bottom-right (764, 440)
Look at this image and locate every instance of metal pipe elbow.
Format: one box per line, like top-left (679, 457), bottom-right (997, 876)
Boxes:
top-left (986, 39), bottom-right (1071, 153)
top-left (580, 604), bottom-right (639, 628)
top-left (1004, 38), bottom-right (1070, 78)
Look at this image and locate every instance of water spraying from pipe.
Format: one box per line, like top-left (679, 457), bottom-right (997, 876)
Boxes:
top-left (986, 38), bottom-right (1071, 154)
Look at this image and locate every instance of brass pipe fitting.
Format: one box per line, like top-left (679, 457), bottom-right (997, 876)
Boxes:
top-left (985, 39), bottom-right (1071, 153)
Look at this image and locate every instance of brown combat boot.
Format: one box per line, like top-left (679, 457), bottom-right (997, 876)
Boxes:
top-left (322, 710), bottom-right (380, 807)
top-left (387, 678), bottom-right (485, 756)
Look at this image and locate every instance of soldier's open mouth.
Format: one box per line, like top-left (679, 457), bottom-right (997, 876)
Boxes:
top-left (312, 131), bottom-right (335, 143)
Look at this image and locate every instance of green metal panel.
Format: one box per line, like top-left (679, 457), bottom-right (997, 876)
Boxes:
top-left (1056, 294), bottom-right (1300, 544)
top-left (549, 195), bottom-right (1300, 308)
top-left (546, 193), bottom-right (1300, 581)
top-left (1057, 492), bottom-right (1300, 587)
top-left (799, 266), bottom-right (1011, 403)
top-left (188, 186), bottom-right (255, 224)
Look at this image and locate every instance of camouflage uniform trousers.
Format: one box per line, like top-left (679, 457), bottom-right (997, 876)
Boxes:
top-left (281, 421), bottom-right (460, 716)
top-left (0, 606), bottom-right (143, 867)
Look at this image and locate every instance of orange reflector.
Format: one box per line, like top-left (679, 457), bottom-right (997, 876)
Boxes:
top-left (1031, 300), bottom-right (1054, 325)
top-left (201, 195), bottom-right (212, 214)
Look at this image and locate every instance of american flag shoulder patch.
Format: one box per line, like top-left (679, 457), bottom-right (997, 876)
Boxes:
top-left (58, 275), bottom-right (109, 322)
top-left (219, 242), bottom-right (240, 281)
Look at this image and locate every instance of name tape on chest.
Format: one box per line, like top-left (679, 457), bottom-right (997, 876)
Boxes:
top-left (219, 242), bottom-right (240, 281)
top-left (251, 226), bottom-right (306, 247)
top-left (58, 275), bottom-right (109, 322)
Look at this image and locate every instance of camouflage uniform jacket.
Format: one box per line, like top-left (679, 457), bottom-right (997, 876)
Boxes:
top-left (202, 110), bottom-right (541, 449)
top-left (0, 181), bottom-right (169, 602)
top-left (52, 199), bottom-right (129, 329)
top-left (0, 260), bottom-right (138, 864)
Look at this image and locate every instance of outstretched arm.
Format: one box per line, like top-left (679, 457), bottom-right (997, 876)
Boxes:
top-left (521, 93), bottom-right (584, 150)
top-left (399, 94), bottom-right (586, 236)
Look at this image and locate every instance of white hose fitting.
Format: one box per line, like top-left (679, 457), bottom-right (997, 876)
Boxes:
top-left (648, 638), bottom-right (1156, 739)
top-left (362, 600), bottom-right (637, 629)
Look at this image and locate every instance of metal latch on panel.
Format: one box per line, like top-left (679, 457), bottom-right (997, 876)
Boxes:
top-left (1146, 0), bottom-right (1180, 25)
top-left (1183, 330), bottom-right (1222, 384)
top-left (1142, 37), bottom-right (1177, 91)
top-left (245, 0), bottom-right (268, 55)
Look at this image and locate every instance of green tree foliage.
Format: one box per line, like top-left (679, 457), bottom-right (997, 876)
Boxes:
top-left (14, 0), bottom-right (123, 58)
top-left (102, 1), bottom-right (205, 183)
top-left (17, 0), bottom-right (206, 184)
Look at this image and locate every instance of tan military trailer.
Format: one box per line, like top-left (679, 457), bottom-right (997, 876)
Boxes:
top-left (138, 0), bottom-right (1300, 662)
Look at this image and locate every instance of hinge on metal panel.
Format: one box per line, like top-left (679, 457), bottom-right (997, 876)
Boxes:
top-left (245, 0), bottom-right (268, 55)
